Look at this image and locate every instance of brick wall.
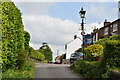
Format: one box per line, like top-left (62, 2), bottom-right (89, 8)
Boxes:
top-left (97, 19), bottom-right (120, 40)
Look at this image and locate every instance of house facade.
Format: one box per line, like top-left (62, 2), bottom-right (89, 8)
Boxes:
top-left (91, 19), bottom-right (120, 42)
top-left (65, 37), bottom-right (82, 59)
top-left (97, 19), bottom-right (120, 40)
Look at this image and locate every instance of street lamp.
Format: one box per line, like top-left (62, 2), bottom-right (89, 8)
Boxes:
top-left (79, 7), bottom-right (86, 60)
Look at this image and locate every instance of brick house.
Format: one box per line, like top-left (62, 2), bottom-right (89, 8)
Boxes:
top-left (92, 19), bottom-right (120, 41)
top-left (98, 19), bottom-right (120, 40)
top-left (92, 1), bottom-right (120, 41)
top-left (92, 28), bottom-right (99, 43)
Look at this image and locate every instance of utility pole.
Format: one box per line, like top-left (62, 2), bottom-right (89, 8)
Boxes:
top-left (57, 50), bottom-right (59, 57)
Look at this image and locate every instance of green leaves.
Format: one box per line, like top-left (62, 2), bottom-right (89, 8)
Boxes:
top-left (103, 40), bottom-right (120, 68)
top-left (1, 1), bottom-right (29, 70)
top-left (29, 47), bottom-right (45, 61)
top-left (38, 43), bottom-right (53, 61)
top-left (85, 44), bottom-right (103, 61)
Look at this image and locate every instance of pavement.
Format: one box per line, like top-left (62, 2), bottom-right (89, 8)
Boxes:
top-left (35, 63), bottom-right (83, 79)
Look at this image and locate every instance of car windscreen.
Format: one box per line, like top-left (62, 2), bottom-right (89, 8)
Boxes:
top-left (74, 53), bottom-right (83, 56)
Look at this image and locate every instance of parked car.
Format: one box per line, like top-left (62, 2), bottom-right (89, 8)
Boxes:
top-left (55, 59), bottom-right (61, 64)
top-left (70, 52), bottom-right (84, 64)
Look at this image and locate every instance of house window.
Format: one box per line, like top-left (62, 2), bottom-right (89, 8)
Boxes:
top-left (104, 27), bottom-right (108, 35)
top-left (113, 23), bottom-right (117, 32)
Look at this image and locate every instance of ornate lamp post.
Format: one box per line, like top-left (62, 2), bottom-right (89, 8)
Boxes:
top-left (79, 7), bottom-right (86, 60)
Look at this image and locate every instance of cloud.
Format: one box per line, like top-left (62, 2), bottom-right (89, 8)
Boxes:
top-left (23, 15), bottom-right (79, 49)
top-left (12, 1), bottom-right (118, 60)
top-left (85, 22), bottom-right (103, 34)
top-left (87, 3), bottom-right (118, 21)
top-left (14, 2), bottom-right (56, 15)
top-left (24, 14), bottom-right (104, 58)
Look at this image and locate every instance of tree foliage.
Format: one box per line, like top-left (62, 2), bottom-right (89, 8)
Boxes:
top-left (29, 47), bottom-right (45, 61)
top-left (38, 43), bottom-right (53, 61)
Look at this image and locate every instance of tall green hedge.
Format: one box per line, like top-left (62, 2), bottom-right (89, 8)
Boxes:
top-left (103, 40), bottom-right (120, 68)
top-left (24, 31), bottom-right (30, 53)
top-left (70, 61), bottom-right (103, 78)
top-left (1, 1), bottom-right (26, 70)
top-left (95, 35), bottom-right (120, 46)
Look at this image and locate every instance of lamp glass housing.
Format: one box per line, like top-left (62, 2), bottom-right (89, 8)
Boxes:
top-left (79, 7), bottom-right (86, 18)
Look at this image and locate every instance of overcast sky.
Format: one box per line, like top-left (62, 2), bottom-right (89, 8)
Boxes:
top-left (12, 0), bottom-right (119, 60)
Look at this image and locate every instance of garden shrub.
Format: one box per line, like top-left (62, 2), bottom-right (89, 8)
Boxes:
top-left (71, 36), bottom-right (120, 78)
top-left (85, 44), bottom-right (103, 61)
top-left (70, 61), bottom-right (103, 78)
top-left (109, 35), bottom-right (120, 40)
top-left (16, 50), bottom-right (28, 69)
top-left (95, 38), bottom-right (109, 46)
top-left (2, 59), bottom-right (35, 79)
top-left (103, 40), bottom-right (120, 68)
top-left (95, 35), bottom-right (120, 46)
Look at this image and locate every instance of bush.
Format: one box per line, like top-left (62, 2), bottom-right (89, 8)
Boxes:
top-left (2, 69), bottom-right (33, 79)
top-left (103, 40), bottom-right (120, 68)
top-left (70, 61), bottom-right (104, 78)
top-left (85, 44), bottom-right (103, 61)
top-left (2, 59), bottom-right (34, 79)
top-left (95, 38), bottom-right (109, 46)
top-left (71, 35), bottom-right (120, 78)
top-left (109, 35), bottom-right (120, 40)
top-left (16, 50), bottom-right (28, 69)
top-left (95, 35), bottom-right (120, 46)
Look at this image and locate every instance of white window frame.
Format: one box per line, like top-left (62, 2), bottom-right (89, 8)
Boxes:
top-left (104, 27), bottom-right (108, 35)
top-left (113, 23), bottom-right (117, 32)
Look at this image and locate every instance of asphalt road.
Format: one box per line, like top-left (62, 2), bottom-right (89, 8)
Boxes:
top-left (35, 63), bottom-right (83, 79)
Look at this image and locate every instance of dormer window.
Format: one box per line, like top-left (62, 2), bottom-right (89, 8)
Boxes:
top-left (104, 27), bottom-right (108, 35)
top-left (113, 23), bottom-right (117, 32)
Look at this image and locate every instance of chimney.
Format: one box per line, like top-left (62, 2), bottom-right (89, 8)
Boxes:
top-left (74, 35), bottom-right (77, 39)
top-left (93, 28), bottom-right (98, 33)
top-left (104, 19), bottom-right (110, 26)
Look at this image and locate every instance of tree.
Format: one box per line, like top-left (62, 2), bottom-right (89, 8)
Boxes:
top-left (38, 43), bottom-right (53, 61)
top-left (29, 47), bottom-right (45, 61)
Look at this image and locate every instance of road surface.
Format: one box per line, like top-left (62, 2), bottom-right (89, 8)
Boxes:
top-left (35, 63), bottom-right (83, 79)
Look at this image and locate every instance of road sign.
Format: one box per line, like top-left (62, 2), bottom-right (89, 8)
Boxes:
top-left (81, 31), bottom-right (85, 35)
